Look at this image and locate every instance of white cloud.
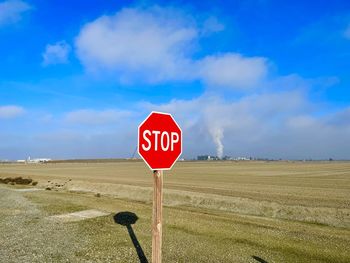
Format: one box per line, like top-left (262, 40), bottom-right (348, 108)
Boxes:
top-left (145, 88), bottom-right (350, 159)
top-left (0, 105), bottom-right (25, 119)
top-left (75, 6), bottom-right (268, 88)
top-left (65, 109), bottom-right (131, 125)
top-left (202, 16), bottom-right (224, 35)
top-left (197, 53), bottom-right (268, 89)
top-left (0, 0), bottom-right (31, 26)
top-left (76, 7), bottom-right (197, 83)
top-left (325, 107), bottom-right (350, 126)
top-left (42, 41), bottom-right (71, 66)
top-left (2, 90), bottom-right (350, 159)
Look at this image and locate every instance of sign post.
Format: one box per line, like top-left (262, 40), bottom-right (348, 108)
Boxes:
top-left (152, 170), bottom-right (163, 263)
top-left (138, 111), bottom-right (182, 263)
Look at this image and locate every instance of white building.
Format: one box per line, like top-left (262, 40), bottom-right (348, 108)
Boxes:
top-left (27, 156), bottom-right (52, 163)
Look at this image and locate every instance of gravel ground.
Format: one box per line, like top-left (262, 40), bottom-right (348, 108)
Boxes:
top-left (0, 186), bottom-right (87, 263)
top-left (1, 184), bottom-right (349, 262)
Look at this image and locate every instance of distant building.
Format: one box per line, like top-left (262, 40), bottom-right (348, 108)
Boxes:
top-left (27, 156), bottom-right (52, 163)
top-left (234, 157), bottom-right (250, 161)
top-left (197, 155), bottom-right (219, 161)
top-left (29, 158), bottom-right (52, 163)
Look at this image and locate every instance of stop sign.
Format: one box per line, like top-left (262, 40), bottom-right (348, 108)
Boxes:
top-left (138, 111), bottom-right (182, 170)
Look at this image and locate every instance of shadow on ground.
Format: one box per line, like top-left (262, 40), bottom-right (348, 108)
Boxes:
top-left (114, 211), bottom-right (148, 263)
top-left (252, 255), bottom-right (269, 263)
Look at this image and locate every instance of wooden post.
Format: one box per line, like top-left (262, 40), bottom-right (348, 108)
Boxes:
top-left (152, 170), bottom-right (163, 263)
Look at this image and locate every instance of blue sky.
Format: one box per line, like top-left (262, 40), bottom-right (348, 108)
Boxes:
top-left (1, 0), bottom-right (350, 160)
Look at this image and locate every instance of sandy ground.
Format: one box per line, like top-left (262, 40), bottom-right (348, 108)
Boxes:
top-left (0, 161), bottom-right (349, 262)
top-left (1, 161), bottom-right (348, 228)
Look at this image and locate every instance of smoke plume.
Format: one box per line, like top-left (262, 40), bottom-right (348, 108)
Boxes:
top-left (210, 127), bottom-right (224, 159)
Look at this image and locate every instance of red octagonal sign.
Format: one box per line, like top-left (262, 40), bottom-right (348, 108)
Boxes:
top-left (138, 111), bottom-right (182, 170)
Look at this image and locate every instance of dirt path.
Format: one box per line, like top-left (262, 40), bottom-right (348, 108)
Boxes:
top-left (0, 186), bottom-right (88, 262)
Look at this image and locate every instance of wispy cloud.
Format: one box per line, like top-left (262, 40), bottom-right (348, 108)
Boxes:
top-left (201, 16), bottom-right (224, 35)
top-left (42, 41), bottom-right (71, 66)
top-left (3, 87), bottom-right (350, 159)
top-left (0, 105), bottom-right (25, 119)
top-left (0, 0), bottom-right (31, 26)
top-left (198, 53), bottom-right (268, 89)
top-left (145, 89), bottom-right (350, 159)
top-left (344, 24), bottom-right (350, 39)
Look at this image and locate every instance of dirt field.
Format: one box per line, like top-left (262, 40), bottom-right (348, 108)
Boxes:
top-left (0, 160), bottom-right (350, 262)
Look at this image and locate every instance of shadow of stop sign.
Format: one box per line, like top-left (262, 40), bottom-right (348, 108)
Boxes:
top-left (138, 111), bottom-right (182, 170)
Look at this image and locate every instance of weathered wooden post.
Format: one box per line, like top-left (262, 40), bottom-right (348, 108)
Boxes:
top-left (152, 170), bottom-right (163, 263)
